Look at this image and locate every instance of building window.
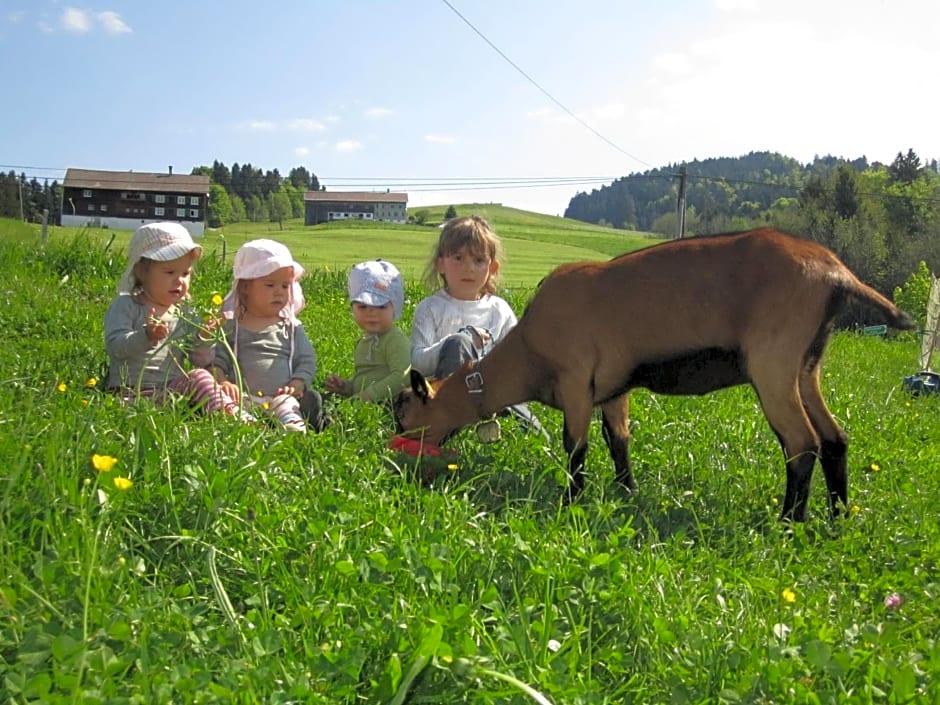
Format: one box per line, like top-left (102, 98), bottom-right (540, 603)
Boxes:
top-left (87, 204), bottom-right (95, 211)
top-left (177, 196), bottom-right (186, 205)
top-left (189, 209), bottom-right (199, 218)
top-left (83, 189), bottom-right (92, 197)
top-left (176, 208), bottom-right (186, 217)
top-left (99, 204), bottom-right (108, 212)
top-left (154, 207), bottom-right (165, 216)
top-left (190, 196), bottom-right (200, 206)
top-left (155, 194), bottom-right (166, 204)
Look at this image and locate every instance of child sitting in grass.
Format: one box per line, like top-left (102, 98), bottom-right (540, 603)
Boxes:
top-left (211, 239), bottom-right (326, 433)
top-left (325, 259), bottom-right (411, 404)
top-left (104, 222), bottom-right (248, 419)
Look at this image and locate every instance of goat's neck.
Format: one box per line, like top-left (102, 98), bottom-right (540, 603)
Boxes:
top-left (441, 333), bottom-right (532, 422)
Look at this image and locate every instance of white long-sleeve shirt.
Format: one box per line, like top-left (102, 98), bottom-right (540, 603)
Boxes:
top-left (410, 289), bottom-right (517, 376)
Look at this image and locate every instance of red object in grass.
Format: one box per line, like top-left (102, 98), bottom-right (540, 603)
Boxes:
top-left (388, 435), bottom-right (444, 457)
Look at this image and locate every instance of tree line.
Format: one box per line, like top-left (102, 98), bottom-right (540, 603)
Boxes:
top-left (564, 149), bottom-right (940, 296)
top-left (0, 162), bottom-right (325, 231)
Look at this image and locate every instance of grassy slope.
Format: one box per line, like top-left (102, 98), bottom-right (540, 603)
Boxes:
top-left (26, 205), bottom-right (661, 288)
top-left (1, 216), bottom-right (938, 704)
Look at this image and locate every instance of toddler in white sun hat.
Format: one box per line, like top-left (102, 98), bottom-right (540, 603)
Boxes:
top-left (208, 239), bottom-right (326, 433)
top-left (104, 222), bottom-right (249, 418)
top-left (325, 259), bottom-right (411, 403)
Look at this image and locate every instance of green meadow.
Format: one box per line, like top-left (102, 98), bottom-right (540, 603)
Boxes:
top-left (1, 212), bottom-right (938, 704)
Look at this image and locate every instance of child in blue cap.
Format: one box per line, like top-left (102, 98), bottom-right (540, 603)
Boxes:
top-left (325, 259), bottom-right (411, 403)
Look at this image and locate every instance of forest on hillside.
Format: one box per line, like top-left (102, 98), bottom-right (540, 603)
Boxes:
top-left (564, 149), bottom-right (940, 295)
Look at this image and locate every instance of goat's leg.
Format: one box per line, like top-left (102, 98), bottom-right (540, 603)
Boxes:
top-left (751, 373), bottom-right (820, 522)
top-left (601, 394), bottom-right (635, 492)
top-left (799, 367), bottom-right (848, 517)
top-left (559, 393), bottom-right (594, 502)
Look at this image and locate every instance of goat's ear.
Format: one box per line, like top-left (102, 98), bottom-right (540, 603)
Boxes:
top-left (410, 368), bottom-right (433, 402)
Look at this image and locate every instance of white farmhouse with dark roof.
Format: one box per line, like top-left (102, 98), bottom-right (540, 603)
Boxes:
top-left (61, 167), bottom-right (210, 237)
top-left (304, 190), bottom-right (408, 225)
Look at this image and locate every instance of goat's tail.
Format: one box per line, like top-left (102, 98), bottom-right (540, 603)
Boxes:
top-left (843, 275), bottom-right (917, 331)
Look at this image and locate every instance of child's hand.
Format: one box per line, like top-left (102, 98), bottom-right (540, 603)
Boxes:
top-left (219, 380), bottom-right (240, 403)
top-left (277, 379), bottom-right (305, 398)
top-left (325, 374), bottom-right (352, 397)
top-left (145, 308), bottom-right (169, 344)
top-left (198, 315), bottom-right (224, 341)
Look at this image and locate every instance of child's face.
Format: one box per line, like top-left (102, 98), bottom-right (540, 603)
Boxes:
top-left (136, 253), bottom-right (196, 308)
top-left (436, 246), bottom-right (498, 301)
top-left (352, 301), bottom-right (395, 335)
top-left (241, 266), bottom-right (294, 318)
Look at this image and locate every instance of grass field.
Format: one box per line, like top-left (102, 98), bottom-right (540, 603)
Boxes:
top-left (1, 214), bottom-right (939, 704)
top-left (43, 205), bottom-right (659, 290)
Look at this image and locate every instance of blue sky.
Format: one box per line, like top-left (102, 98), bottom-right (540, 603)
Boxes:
top-left (2, 0), bottom-right (937, 216)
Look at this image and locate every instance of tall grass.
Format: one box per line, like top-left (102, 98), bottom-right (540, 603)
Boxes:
top-left (1, 226), bottom-right (938, 704)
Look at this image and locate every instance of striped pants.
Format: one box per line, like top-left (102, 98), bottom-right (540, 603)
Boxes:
top-left (119, 368), bottom-right (243, 416)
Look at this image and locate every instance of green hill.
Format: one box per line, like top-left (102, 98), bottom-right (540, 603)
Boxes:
top-left (2, 205), bottom-right (661, 289)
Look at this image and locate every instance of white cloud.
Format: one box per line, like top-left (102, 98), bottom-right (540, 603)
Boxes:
top-left (335, 140), bottom-right (363, 152)
top-left (245, 120), bottom-right (276, 131)
top-left (62, 7), bottom-right (92, 32)
top-left (294, 146), bottom-right (310, 157)
top-left (53, 7), bottom-right (131, 34)
top-left (526, 107), bottom-right (554, 119)
top-left (365, 107), bottom-right (393, 119)
top-left (288, 118), bottom-right (326, 132)
top-left (589, 103), bottom-right (625, 121)
top-left (425, 134), bottom-right (455, 144)
top-left (325, 115), bottom-right (341, 124)
top-left (97, 11), bottom-right (131, 35)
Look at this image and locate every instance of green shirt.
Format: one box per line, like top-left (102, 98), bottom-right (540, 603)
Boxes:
top-left (351, 326), bottom-right (411, 402)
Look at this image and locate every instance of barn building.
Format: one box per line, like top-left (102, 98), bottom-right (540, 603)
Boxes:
top-left (303, 191), bottom-right (408, 225)
top-left (61, 168), bottom-right (210, 237)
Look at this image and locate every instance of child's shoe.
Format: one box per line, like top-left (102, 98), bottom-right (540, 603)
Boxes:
top-left (225, 402), bottom-right (257, 423)
top-left (280, 411), bottom-right (307, 434)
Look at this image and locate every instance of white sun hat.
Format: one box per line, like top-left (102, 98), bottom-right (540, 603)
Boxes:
top-left (118, 222), bottom-right (202, 294)
top-left (221, 239), bottom-right (305, 321)
top-left (348, 259), bottom-right (405, 321)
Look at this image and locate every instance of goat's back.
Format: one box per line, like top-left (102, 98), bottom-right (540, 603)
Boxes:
top-left (519, 228), bottom-right (912, 380)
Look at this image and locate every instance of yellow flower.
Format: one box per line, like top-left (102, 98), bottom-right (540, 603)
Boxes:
top-left (262, 402), bottom-right (270, 410)
top-left (211, 294), bottom-right (223, 306)
top-left (851, 505), bottom-right (861, 515)
top-left (57, 382), bottom-right (67, 392)
top-left (113, 477), bottom-right (133, 491)
top-left (85, 377), bottom-right (97, 388)
top-left (447, 463), bottom-right (459, 472)
top-left (91, 454), bottom-right (118, 472)
top-left (781, 588), bottom-right (797, 603)
top-left (870, 463), bottom-right (881, 472)
top-left (80, 399), bottom-right (89, 407)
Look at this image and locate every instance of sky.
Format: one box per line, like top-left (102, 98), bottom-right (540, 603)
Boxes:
top-left (1, 0), bottom-right (938, 216)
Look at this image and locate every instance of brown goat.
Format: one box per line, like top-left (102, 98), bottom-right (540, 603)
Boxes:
top-left (395, 227), bottom-right (915, 521)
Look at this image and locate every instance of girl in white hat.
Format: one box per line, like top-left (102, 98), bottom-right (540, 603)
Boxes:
top-left (210, 239), bottom-right (323, 433)
top-left (104, 222), bottom-right (249, 419)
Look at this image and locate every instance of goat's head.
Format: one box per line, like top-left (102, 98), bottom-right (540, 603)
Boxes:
top-left (393, 369), bottom-right (455, 446)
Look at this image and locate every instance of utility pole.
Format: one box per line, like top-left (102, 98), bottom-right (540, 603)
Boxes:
top-left (18, 176), bottom-right (25, 221)
top-left (676, 165), bottom-right (687, 239)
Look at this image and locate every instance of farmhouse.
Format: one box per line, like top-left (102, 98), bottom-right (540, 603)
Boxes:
top-left (61, 168), bottom-right (210, 237)
top-left (304, 190), bottom-right (408, 225)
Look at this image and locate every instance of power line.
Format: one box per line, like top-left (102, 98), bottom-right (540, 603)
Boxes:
top-left (439, 0), bottom-right (651, 169)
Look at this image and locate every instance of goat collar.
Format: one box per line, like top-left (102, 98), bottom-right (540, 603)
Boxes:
top-left (465, 362), bottom-right (502, 442)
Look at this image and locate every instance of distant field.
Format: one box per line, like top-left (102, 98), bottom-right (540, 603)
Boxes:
top-left (14, 205), bottom-right (662, 289)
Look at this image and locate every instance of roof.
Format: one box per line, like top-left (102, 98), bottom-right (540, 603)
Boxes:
top-left (304, 190), bottom-right (408, 204)
top-left (63, 168), bottom-right (210, 194)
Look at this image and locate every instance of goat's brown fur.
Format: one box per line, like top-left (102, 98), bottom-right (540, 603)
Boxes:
top-left (395, 227), bottom-right (915, 521)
